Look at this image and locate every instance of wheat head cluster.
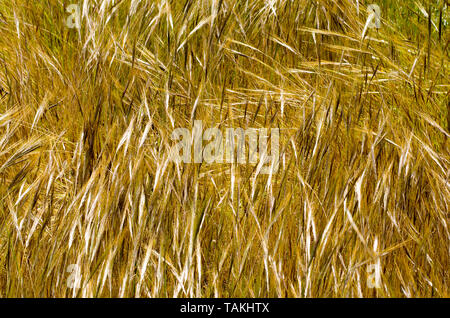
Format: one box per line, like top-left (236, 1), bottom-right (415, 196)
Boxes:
top-left (0, 0), bottom-right (448, 298)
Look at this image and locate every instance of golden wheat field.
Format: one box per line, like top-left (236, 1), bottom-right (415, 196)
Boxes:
top-left (0, 0), bottom-right (448, 298)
